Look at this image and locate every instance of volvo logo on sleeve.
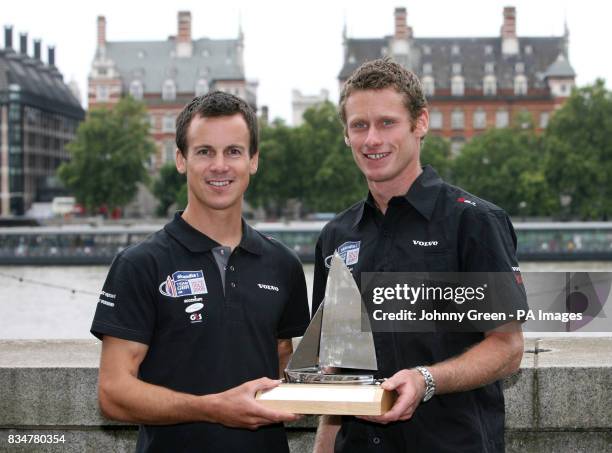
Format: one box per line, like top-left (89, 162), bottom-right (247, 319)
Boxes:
top-left (325, 241), bottom-right (361, 268)
top-left (159, 270), bottom-right (208, 298)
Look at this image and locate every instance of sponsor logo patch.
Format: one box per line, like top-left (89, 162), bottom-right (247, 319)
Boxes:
top-left (457, 197), bottom-right (477, 207)
top-left (325, 241), bottom-right (361, 268)
top-left (413, 240), bottom-right (439, 247)
top-left (258, 283), bottom-right (279, 291)
top-left (159, 270), bottom-right (208, 298)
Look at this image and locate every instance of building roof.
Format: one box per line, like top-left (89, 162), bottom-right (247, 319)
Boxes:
top-left (544, 54), bottom-right (576, 78)
top-left (103, 37), bottom-right (244, 94)
top-left (339, 35), bottom-right (574, 91)
top-left (0, 49), bottom-right (83, 117)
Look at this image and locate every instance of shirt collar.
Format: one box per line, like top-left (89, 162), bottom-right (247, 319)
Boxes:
top-left (164, 211), bottom-right (263, 255)
top-left (353, 165), bottom-right (443, 227)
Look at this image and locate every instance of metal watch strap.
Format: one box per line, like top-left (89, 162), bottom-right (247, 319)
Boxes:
top-left (415, 366), bottom-right (436, 402)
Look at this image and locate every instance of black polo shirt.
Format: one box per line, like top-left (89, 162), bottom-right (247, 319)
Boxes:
top-left (313, 166), bottom-right (528, 453)
top-left (91, 212), bottom-right (310, 453)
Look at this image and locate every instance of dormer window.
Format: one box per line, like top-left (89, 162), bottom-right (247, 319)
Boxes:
top-left (514, 75), bottom-right (528, 95)
top-left (485, 45), bottom-right (493, 55)
top-left (195, 79), bottom-right (209, 97)
top-left (451, 76), bottom-right (464, 96)
top-left (202, 49), bottom-right (210, 57)
top-left (129, 80), bottom-right (143, 100)
top-left (484, 62), bottom-right (495, 74)
top-left (423, 63), bottom-right (432, 75)
top-left (451, 44), bottom-right (460, 55)
top-left (525, 45), bottom-right (533, 55)
top-left (483, 75), bottom-right (497, 96)
top-left (515, 62), bottom-right (525, 73)
top-left (423, 45), bottom-right (431, 55)
top-left (348, 54), bottom-right (356, 64)
top-left (452, 63), bottom-right (462, 75)
top-left (162, 79), bottom-right (176, 101)
top-left (422, 76), bottom-right (435, 97)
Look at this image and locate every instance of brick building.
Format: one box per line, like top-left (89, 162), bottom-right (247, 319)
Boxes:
top-left (339, 6), bottom-right (576, 153)
top-left (0, 26), bottom-right (84, 216)
top-left (88, 11), bottom-right (257, 170)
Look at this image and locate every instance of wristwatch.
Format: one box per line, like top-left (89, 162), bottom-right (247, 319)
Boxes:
top-left (415, 366), bottom-right (436, 402)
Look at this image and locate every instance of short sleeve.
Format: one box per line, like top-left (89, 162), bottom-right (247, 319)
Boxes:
top-left (458, 208), bottom-right (529, 319)
top-left (277, 258), bottom-right (310, 339)
top-left (90, 254), bottom-right (157, 344)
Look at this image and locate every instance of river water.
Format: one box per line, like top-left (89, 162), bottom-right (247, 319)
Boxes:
top-left (1, 262), bottom-right (611, 339)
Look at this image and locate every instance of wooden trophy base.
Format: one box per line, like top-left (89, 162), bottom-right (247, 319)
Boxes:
top-left (255, 383), bottom-right (396, 415)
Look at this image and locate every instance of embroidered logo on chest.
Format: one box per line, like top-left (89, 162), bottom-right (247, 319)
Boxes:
top-left (413, 240), bottom-right (439, 247)
top-left (159, 270), bottom-right (208, 298)
top-left (325, 241), bottom-right (361, 268)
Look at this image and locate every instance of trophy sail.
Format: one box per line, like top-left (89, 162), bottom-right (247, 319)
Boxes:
top-left (286, 301), bottom-right (324, 370)
top-left (319, 253), bottom-right (378, 371)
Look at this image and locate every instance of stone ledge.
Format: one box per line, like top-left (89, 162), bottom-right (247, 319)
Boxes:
top-left (0, 338), bottom-right (610, 434)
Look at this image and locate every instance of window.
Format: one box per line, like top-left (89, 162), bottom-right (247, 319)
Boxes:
top-left (483, 75), bottom-right (497, 96)
top-left (514, 75), bottom-right (528, 95)
top-left (451, 76), bottom-right (464, 96)
top-left (524, 45), bottom-right (533, 55)
top-left (515, 62), bottom-right (525, 73)
top-left (540, 112), bottom-right (550, 128)
top-left (484, 62), bottom-right (495, 74)
top-left (201, 49), bottom-right (210, 57)
top-left (496, 110), bottom-right (509, 128)
top-left (423, 45), bottom-right (431, 55)
top-left (429, 109), bottom-right (443, 130)
top-left (195, 79), bottom-right (209, 97)
top-left (96, 85), bottom-right (109, 102)
top-left (451, 109), bottom-right (464, 130)
top-left (451, 44), bottom-right (460, 55)
top-left (485, 45), bottom-right (493, 55)
top-left (97, 68), bottom-right (107, 76)
top-left (451, 138), bottom-right (465, 156)
top-left (423, 63), bottom-right (432, 74)
top-left (422, 76), bottom-right (435, 97)
top-left (164, 140), bottom-right (176, 163)
top-left (452, 63), bottom-right (462, 75)
top-left (162, 79), bottom-right (176, 101)
top-left (162, 113), bottom-right (175, 133)
top-left (129, 80), bottom-right (143, 100)
top-left (348, 54), bottom-right (356, 64)
top-left (473, 109), bottom-right (487, 129)
top-left (147, 114), bottom-right (156, 131)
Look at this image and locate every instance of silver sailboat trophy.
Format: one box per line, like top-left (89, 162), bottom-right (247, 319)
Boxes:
top-left (256, 253), bottom-right (395, 415)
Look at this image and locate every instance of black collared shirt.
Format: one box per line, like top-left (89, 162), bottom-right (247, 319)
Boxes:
top-left (313, 166), bottom-right (528, 453)
top-left (91, 212), bottom-right (310, 453)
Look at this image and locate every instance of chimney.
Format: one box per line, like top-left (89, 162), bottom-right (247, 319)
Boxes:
top-left (394, 7), bottom-right (409, 39)
top-left (501, 6), bottom-right (519, 55)
top-left (176, 11), bottom-right (193, 57)
top-left (19, 33), bottom-right (27, 55)
top-left (34, 39), bottom-right (41, 60)
top-left (501, 6), bottom-right (517, 38)
top-left (4, 25), bottom-right (13, 49)
top-left (97, 16), bottom-right (106, 49)
top-left (48, 46), bottom-right (55, 66)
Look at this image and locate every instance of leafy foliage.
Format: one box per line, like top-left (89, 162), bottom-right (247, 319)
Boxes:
top-left (58, 97), bottom-right (155, 214)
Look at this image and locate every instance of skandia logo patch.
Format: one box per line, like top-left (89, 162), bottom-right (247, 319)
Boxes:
top-left (258, 283), bottom-right (279, 292)
top-left (159, 270), bottom-right (208, 298)
top-left (457, 197), bottom-right (477, 207)
top-left (413, 240), bottom-right (438, 247)
top-left (325, 241), bottom-right (361, 268)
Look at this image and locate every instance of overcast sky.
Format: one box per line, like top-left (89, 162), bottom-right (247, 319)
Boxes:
top-left (5, 0), bottom-right (611, 123)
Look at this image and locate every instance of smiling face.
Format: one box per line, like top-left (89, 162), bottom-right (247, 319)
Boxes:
top-left (344, 87), bottom-right (428, 194)
top-left (175, 113), bottom-right (258, 214)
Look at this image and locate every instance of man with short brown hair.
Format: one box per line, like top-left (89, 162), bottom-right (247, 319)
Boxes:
top-left (313, 58), bottom-right (527, 452)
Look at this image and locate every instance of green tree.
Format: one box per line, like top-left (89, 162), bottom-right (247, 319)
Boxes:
top-left (58, 97), bottom-right (155, 214)
top-left (421, 135), bottom-right (452, 180)
top-left (452, 121), bottom-right (554, 216)
top-left (152, 162), bottom-right (186, 217)
top-left (543, 79), bottom-right (612, 219)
